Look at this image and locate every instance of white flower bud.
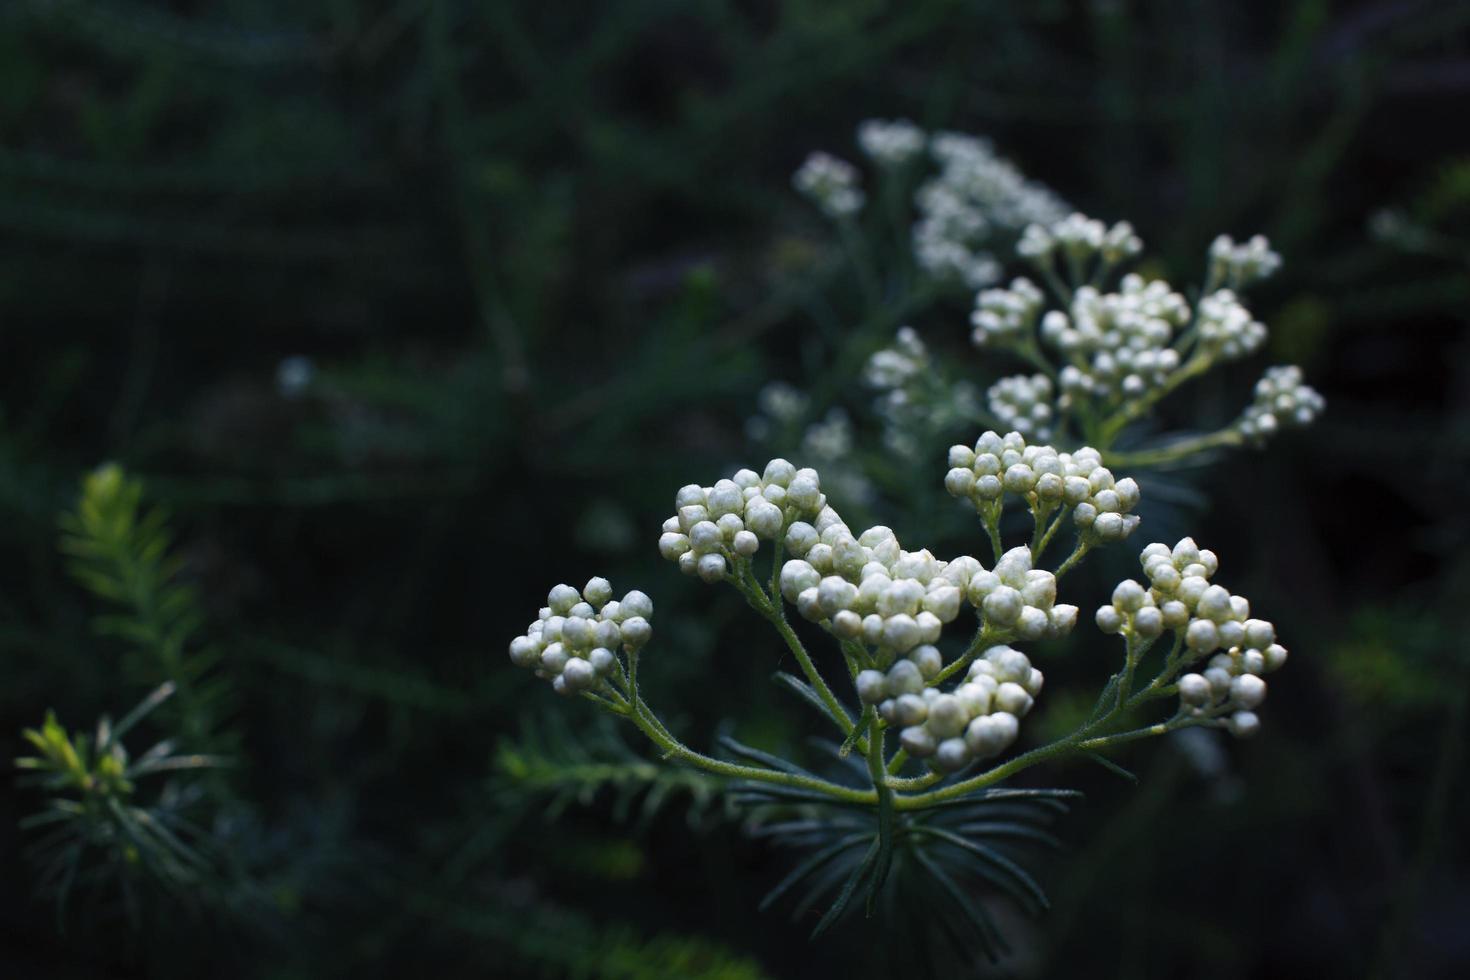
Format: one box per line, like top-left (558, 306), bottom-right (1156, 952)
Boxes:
top-left (831, 609), bottom-right (862, 639)
top-left (995, 682), bottom-right (1034, 717)
top-left (745, 498), bottom-right (784, 539)
top-left (796, 587), bottom-right (822, 621)
top-left (1178, 673), bottom-right (1212, 705)
top-left (1112, 579), bottom-right (1147, 612)
top-left (733, 530), bottom-right (760, 556)
top-left (934, 738), bottom-right (972, 772)
top-left (983, 586), bottom-right (1023, 627)
top-left (562, 657), bottom-right (596, 692)
top-left (1244, 619), bottom-right (1275, 649)
top-left (909, 645), bottom-right (943, 680)
top-left (1228, 711), bottom-right (1261, 738)
top-left (548, 584), bottom-right (581, 615)
top-left (509, 636), bottom-right (539, 668)
top-left (886, 659), bottom-right (924, 695)
top-left (1204, 666), bottom-right (1232, 697)
top-left (1264, 644), bottom-right (1288, 671)
top-left (1160, 600), bottom-right (1190, 629)
top-left (882, 614), bottom-right (921, 651)
top-left (589, 647), bottom-right (617, 676)
top-left (1096, 606), bottom-right (1124, 634)
top-left (540, 643), bottom-right (569, 674)
top-left (780, 560), bottom-right (820, 603)
top-left (1186, 618), bottom-right (1221, 653)
top-left (900, 726), bottom-right (937, 758)
top-left (696, 553), bottom-right (728, 583)
top-left (856, 670), bottom-right (887, 704)
top-left (621, 616), bottom-right (652, 650)
top-left (927, 694), bottom-right (968, 738)
top-left (1230, 674), bottom-right (1267, 709)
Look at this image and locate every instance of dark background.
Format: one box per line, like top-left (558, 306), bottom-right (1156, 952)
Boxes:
top-left (2, 1), bottom-right (1468, 977)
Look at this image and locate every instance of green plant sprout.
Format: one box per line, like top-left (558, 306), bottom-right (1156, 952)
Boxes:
top-left (14, 683), bottom-right (226, 924)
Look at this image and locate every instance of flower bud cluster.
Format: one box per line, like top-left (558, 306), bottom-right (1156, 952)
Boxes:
top-left (794, 151), bottom-right (865, 218)
top-left (913, 131), bottom-right (1066, 288)
top-left (1209, 234), bottom-right (1281, 287)
top-left (965, 545), bottom-right (1078, 640)
top-left (1040, 275), bottom-right (1190, 405)
top-left (857, 645), bottom-right (1043, 770)
top-left (970, 278), bottom-right (1044, 348)
top-left (1115, 539), bottom-right (1289, 738)
top-left (1194, 290), bottom-right (1267, 360)
top-left (865, 327), bottom-right (980, 458)
top-left (659, 460), bottom-right (827, 582)
top-left (1018, 213), bottom-right (1142, 266)
top-left (944, 431), bottom-right (1141, 542)
top-left (986, 373), bottom-right (1055, 441)
top-left (508, 579), bottom-right (653, 696)
top-left (857, 118), bottom-right (925, 168)
top-left (780, 515), bottom-right (971, 654)
top-left (1237, 365), bottom-right (1326, 441)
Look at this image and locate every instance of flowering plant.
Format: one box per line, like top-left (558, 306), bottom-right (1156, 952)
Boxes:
top-left (504, 120), bottom-right (1323, 952)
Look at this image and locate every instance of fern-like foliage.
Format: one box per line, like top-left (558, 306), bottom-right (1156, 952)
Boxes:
top-left (14, 683), bottom-right (229, 927)
top-left (58, 463), bottom-right (233, 752)
top-left (734, 738), bottom-right (1074, 966)
top-left (493, 714), bottom-right (729, 829)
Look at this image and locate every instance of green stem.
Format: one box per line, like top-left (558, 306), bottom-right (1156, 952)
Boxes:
top-left (1053, 540), bottom-right (1092, 579)
top-left (623, 651), bottom-right (874, 803)
top-left (1102, 427), bottom-right (1246, 469)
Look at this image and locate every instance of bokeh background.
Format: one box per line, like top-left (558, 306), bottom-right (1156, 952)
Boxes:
top-left (2, 1), bottom-right (1469, 977)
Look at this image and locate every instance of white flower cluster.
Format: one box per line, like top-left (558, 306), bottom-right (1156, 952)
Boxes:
top-left (793, 151), bottom-right (865, 218)
top-left (1018, 213), bottom-right (1142, 266)
top-left (508, 579), bottom-right (652, 696)
top-left (964, 545), bottom-right (1078, 639)
top-left (913, 131), bottom-right (1067, 288)
top-left (1194, 290), bottom-right (1267, 360)
top-left (970, 277), bottom-right (1044, 348)
top-left (1040, 275), bottom-right (1190, 405)
top-left (1238, 365), bottom-right (1326, 441)
top-left (659, 460), bottom-right (827, 583)
top-left (779, 517), bottom-right (969, 654)
top-left (945, 431), bottom-right (1141, 543)
top-left (857, 645), bottom-right (1044, 770)
top-left (986, 373), bottom-right (1055, 441)
top-left (1209, 234), bottom-right (1281, 287)
top-left (857, 118), bottom-right (925, 168)
top-left (1098, 539), bottom-right (1288, 738)
top-left (864, 327), bottom-right (980, 458)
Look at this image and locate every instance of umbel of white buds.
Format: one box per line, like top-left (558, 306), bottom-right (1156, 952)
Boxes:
top-left (987, 373), bottom-right (1055, 441)
top-left (856, 118), bottom-right (925, 168)
top-left (659, 460), bottom-right (827, 583)
top-left (1040, 275), bottom-right (1190, 407)
top-left (780, 515), bottom-right (970, 655)
top-left (1194, 290), bottom-right (1267, 360)
top-left (1018, 213), bottom-right (1142, 266)
top-left (793, 151), bottom-right (865, 218)
top-left (864, 327), bottom-right (980, 459)
top-left (945, 431), bottom-right (1142, 543)
top-left (971, 278), bottom-right (1045, 348)
top-left (508, 579), bottom-right (653, 696)
top-left (965, 546), bottom-right (1078, 640)
top-left (913, 131), bottom-right (1067, 288)
top-left (856, 645), bottom-right (1043, 771)
top-left (1237, 365), bottom-right (1326, 442)
top-left (1210, 234), bottom-right (1282, 287)
top-left (1101, 538), bottom-right (1288, 738)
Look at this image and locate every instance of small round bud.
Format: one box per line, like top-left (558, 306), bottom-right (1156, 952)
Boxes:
top-left (1133, 606), bottom-right (1164, 638)
top-left (1230, 673), bottom-right (1267, 709)
top-left (562, 657), bottom-right (596, 692)
top-left (983, 587), bottom-right (1023, 627)
top-left (910, 645), bottom-right (943, 680)
top-left (1186, 618), bottom-right (1220, 653)
top-left (589, 647), bottom-right (617, 676)
top-left (856, 670), bottom-right (887, 704)
top-left (696, 553), bottom-right (728, 583)
top-left (548, 584), bottom-right (581, 615)
top-left (1112, 580), bottom-right (1147, 613)
top-left (733, 530), bottom-right (760, 556)
top-left (583, 577), bottom-right (613, 607)
top-left (934, 738), bottom-right (972, 772)
top-left (509, 636), bottom-right (539, 668)
top-left (886, 659), bottom-right (924, 695)
top-left (900, 726), bottom-right (937, 758)
top-left (1178, 673), bottom-right (1212, 706)
top-left (995, 682), bottom-right (1034, 717)
top-left (1228, 711), bottom-right (1261, 738)
top-left (1096, 606), bottom-right (1124, 634)
top-left (620, 617), bottom-right (652, 650)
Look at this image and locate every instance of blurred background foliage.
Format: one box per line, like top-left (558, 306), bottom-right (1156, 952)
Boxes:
top-left (2, 0), bottom-right (1469, 977)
